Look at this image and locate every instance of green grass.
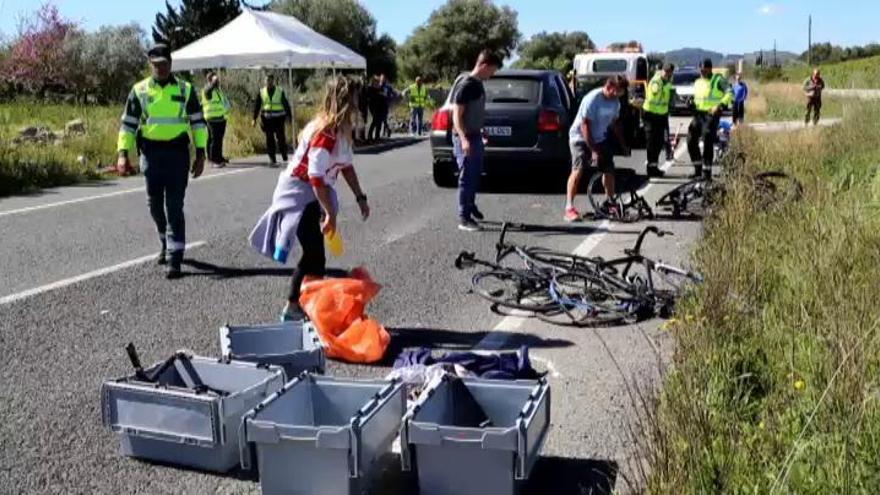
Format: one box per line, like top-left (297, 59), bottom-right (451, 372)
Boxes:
top-left (746, 82), bottom-right (848, 122)
top-left (642, 101), bottom-right (880, 492)
top-left (781, 56), bottom-right (880, 89)
top-left (0, 100), bottom-right (315, 197)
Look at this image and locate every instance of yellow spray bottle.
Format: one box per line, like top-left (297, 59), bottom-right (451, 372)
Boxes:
top-left (324, 229), bottom-right (344, 257)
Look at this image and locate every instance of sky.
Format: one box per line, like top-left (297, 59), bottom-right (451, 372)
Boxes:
top-left (1, 0), bottom-right (877, 56)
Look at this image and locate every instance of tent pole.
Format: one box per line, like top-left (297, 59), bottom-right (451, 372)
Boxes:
top-left (288, 66), bottom-right (296, 146)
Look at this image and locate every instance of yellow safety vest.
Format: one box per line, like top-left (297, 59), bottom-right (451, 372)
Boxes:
top-left (408, 84), bottom-right (429, 108)
top-left (643, 72), bottom-right (673, 115)
top-left (694, 74), bottom-right (733, 112)
top-left (260, 86), bottom-right (286, 117)
top-left (201, 87), bottom-right (230, 120)
top-left (117, 77), bottom-right (208, 151)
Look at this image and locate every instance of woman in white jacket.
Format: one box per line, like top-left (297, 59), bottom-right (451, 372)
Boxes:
top-left (250, 76), bottom-right (370, 321)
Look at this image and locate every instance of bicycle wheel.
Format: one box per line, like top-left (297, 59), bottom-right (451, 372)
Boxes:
top-left (471, 270), bottom-right (556, 312)
top-left (656, 179), bottom-right (707, 218)
top-left (587, 172), bottom-right (625, 220)
top-left (752, 171), bottom-right (803, 209)
top-left (545, 272), bottom-right (631, 326)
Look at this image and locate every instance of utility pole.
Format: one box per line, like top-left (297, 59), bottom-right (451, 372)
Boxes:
top-left (808, 15), bottom-right (813, 66)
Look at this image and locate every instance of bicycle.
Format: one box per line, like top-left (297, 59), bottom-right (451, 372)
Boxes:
top-left (456, 224), bottom-right (702, 326)
top-left (587, 171), bottom-right (654, 222)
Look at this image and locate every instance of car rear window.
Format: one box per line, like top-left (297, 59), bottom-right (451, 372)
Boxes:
top-left (592, 59), bottom-right (628, 73)
top-left (673, 72), bottom-right (700, 85)
top-left (484, 78), bottom-right (541, 104)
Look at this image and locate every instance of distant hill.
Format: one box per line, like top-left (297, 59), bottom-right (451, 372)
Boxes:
top-left (662, 48), bottom-right (800, 68)
top-left (664, 48), bottom-right (724, 67)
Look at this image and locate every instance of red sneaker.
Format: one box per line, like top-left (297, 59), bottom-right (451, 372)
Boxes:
top-left (564, 207), bottom-right (582, 223)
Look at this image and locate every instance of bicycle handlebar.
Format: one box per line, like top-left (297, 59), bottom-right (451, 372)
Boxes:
top-left (630, 226), bottom-right (674, 256)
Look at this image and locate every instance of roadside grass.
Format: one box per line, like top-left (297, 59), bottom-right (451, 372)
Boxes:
top-left (0, 100), bottom-right (315, 197)
top-left (746, 82), bottom-right (847, 122)
top-left (641, 101), bottom-right (880, 492)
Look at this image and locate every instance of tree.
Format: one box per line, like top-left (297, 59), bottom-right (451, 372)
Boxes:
top-left (152, 0), bottom-right (241, 49)
top-left (398, 0), bottom-right (520, 82)
top-left (513, 31), bottom-right (593, 73)
top-left (64, 24), bottom-right (147, 102)
top-left (272, 0), bottom-right (398, 79)
top-left (1, 3), bottom-right (76, 94)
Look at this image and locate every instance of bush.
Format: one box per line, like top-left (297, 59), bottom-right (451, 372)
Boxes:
top-left (63, 24), bottom-right (147, 103)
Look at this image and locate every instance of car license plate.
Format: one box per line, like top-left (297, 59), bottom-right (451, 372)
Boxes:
top-left (485, 126), bottom-right (512, 137)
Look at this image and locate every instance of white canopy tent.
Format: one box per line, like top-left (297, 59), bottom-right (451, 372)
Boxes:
top-left (170, 9), bottom-right (366, 71)
top-left (170, 9), bottom-right (367, 138)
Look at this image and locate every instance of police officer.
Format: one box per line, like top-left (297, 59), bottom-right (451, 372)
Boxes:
top-left (643, 63), bottom-right (675, 178)
top-left (251, 74), bottom-right (292, 166)
top-left (405, 76), bottom-right (430, 136)
top-left (116, 44), bottom-right (207, 279)
top-left (687, 59), bottom-right (733, 178)
top-left (201, 70), bottom-right (231, 168)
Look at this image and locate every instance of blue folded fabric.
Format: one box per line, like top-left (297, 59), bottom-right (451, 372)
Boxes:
top-left (393, 345), bottom-right (539, 380)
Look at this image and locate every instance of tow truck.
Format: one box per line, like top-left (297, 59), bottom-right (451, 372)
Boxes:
top-left (573, 42), bottom-right (650, 148)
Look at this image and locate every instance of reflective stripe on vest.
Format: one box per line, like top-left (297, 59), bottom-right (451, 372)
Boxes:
top-left (135, 78), bottom-right (192, 141)
top-left (694, 74), bottom-right (725, 112)
top-left (408, 84), bottom-right (428, 107)
top-left (643, 73), bottom-right (673, 115)
top-left (201, 88), bottom-right (229, 120)
top-left (261, 87), bottom-right (285, 117)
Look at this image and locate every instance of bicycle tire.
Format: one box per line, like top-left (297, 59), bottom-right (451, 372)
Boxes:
top-left (547, 272), bottom-right (631, 326)
top-left (587, 172), bottom-right (625, 220)
top-left (471, 270), bottom-right (556, 312)
top-left (656, 179), bottom-right (709, 217)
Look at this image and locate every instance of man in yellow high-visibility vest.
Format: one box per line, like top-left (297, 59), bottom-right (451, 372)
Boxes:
top-left (251, 74), bottom-right (292, 166)
top-left (687, 58), bottom-right (733, 178)
top-left (116, 44), bottom-right (207, 279)
top-left (405, 76), bottom-right (431, 136)
top-left (201, 70), bottom-right (231, 168)
top-left (642, 63), bottom-right (675, 178)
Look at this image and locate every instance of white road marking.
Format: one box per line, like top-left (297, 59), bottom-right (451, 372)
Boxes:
top-left (0, 168), bottom-right (255, 218)
top-left (0, 241), bottom-right (206, 305)
top-left (475, 142), bottom-right (689, 352)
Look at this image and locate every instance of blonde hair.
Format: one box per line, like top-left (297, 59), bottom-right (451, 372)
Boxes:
top-left (307, 76), bottom-right (360, 142)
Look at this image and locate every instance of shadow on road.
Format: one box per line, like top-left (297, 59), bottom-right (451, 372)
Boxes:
top-left (525, 456), bottom-right (619, 495)
top-left (182, 259), bottom-right (350, 280)
top-left (477, 220), bottom-right (644, 237)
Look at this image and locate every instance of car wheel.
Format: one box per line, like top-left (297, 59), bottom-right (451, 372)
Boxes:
top-left (433, 160), bottom-right (458, 188)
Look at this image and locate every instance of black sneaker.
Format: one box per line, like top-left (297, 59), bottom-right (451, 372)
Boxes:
top-left (156, 249), bottom-right (167, 266)
top-left (458, 219), bottom-right (481, 232)
top-left (471, 206), bottom-right (485, 221)
top-left (647, 166), bottom-right (665, 178)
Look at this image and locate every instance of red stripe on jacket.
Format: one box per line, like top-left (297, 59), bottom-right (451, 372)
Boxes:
top-left (291, 130), bottom-right (338, 181)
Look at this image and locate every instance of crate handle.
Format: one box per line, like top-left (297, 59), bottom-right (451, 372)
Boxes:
top-left (348, 420), bottom-right (361, 479)
top-left (399, 416), bottom-right (413, 471)
top-left (238, 414), bottom-right (254, 471)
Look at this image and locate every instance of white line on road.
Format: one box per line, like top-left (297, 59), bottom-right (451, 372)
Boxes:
top-left (0, 168), bottom-right (255, 218)
top-left (475, 142), bottom-right (689, 353)
top-left (0, 241), bottom-right (206, 305)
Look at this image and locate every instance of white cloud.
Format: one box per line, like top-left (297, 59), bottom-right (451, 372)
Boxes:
top-left (758, 3), bottom-right (779, 15)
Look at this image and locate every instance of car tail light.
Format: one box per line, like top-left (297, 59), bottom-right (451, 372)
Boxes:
top-left (538, 110), bottom-right (561, 132)
top-left (432, 110), bottom-right (451, 131)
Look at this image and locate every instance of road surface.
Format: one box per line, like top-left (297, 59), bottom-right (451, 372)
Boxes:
top-left (0, 140), bottom-right (703, 494)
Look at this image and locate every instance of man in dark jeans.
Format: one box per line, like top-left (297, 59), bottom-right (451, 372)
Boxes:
top-left (367, 76), bottom-right (386, 142)
top-left (451, 49), bottom-right (502, 232)
top-left (803, 68), bottom-right (825, 126)
top-left (252, 74), bottom-right (292, 166)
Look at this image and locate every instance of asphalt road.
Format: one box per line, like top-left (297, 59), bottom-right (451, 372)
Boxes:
top-left (0, 138), bottom-right (702, 494)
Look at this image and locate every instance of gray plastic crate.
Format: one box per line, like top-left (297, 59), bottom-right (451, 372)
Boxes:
top-left (241, 373), bottom-right (405, 495)
top-left (219, 321), bottom-right (325, 379)
top-left (400, 375), bottom-right (551, 495)
top-left (101, 354), bottom-right (284, 472)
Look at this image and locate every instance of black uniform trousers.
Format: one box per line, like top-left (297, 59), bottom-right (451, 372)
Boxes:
top-left (687, 110), bottom-right (721, 172)
top-left (262, 116), bottom-right (288, 163)
top-left (141, 140), bottom-right (189, 261)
